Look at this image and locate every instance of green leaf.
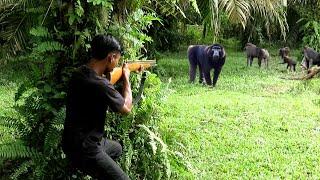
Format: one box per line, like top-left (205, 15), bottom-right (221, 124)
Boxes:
top-left (30, 26), bottom-right (50, 38)
top-left (34, 41), bottom-right (65, 53)
top-left (75, 0), bottom-right (84, 17)
top-left (43, 84), bottom-right (52, 93)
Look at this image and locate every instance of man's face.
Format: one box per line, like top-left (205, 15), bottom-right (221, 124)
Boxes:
top-left (111, 52), bottom-right (121, 68)
top-left (104, 52), bottom-right (121, 73)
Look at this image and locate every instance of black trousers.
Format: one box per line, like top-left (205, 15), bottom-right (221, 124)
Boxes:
top-left (66, 138), bottom-right (130, 180)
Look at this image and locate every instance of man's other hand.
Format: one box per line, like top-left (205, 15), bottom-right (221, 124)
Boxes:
top-left (122, 63), bottom-right (130, 81)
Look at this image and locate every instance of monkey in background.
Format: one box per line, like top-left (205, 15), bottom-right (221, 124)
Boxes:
top-left (279, 47), bottom-right (290, 61)
top-left (278, 47), bottom-right (296, 71)
top-left (280, 55), bottom-right (297, 72)
top-left (245, 43), bottom-right (269, 68)
top-left (301, 46), bottom-right (320, 70)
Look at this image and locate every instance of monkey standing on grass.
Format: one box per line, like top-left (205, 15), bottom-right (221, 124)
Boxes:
top-left (278, 47), bottom-right (296, 72)
top-left (244, 43), bottom-right (269, 68)
top-left (301, 46), bottom-right (320, 70)
top-left (187, 44), bottom-right (226, 87)
top-left (281, 55), bottom-right (297, 72)
top-left (279, 47), bottom-right (290, 61)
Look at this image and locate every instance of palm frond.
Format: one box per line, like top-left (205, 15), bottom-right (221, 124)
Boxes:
top-left (0, 1), bottom-right (27, 57)
top-left (197, 0), bottom-right (288, 40)
top-left (289, 0), bottom-right (316, 5)
top-left (197, 0), bottom-right (220, 41)
top-left (220, 0), bottom-right (250, 29)
top-left (250, 0), bottom-right (288, 39)
top-left (188, 0), bottom-right (200, 14)
top-left (0, 0), bottom-right (45, 57)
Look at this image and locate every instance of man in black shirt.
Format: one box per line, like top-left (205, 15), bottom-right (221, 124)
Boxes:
top-left (62, 35), bottom-right (132, 180)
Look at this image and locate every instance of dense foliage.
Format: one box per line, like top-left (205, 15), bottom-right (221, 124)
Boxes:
top-left (0, 0), bottom-right (197, 179)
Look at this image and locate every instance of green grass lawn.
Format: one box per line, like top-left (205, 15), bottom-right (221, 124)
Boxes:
top-left (158, 50), bottom-right (320, 179)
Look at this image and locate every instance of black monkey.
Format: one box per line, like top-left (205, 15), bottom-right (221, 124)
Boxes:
top-left (187, 44), bottom-right (226, 87)
top-left (301, 46), bottom-right (320, 70)
top-left (280, 55), bottom-right (297, 72)
top-left (244, 43), bottom-right (269, 68)
top-left (279, 47), bottom-right (290, 62)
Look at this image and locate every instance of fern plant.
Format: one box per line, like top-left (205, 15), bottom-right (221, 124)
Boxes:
top-left (0, 0), bottom-right (194, 179)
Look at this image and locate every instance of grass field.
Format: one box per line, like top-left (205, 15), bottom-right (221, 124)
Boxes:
top-left (158, 49), bottom-right (320, 179)
top-left (1, 49), bottom-right (320, 179)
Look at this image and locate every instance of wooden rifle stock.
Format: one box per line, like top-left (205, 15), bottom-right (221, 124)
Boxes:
top-left (107, 60), bottom-right (156, 85)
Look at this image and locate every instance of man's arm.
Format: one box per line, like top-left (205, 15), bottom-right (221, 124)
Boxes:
top-left (119, 63), bottom-right (132, 114)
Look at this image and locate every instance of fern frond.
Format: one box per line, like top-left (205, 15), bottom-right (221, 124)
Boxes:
top-left (10, 160), bottom-right (33, 180)
top-left (121, 135), bottom-right (136, 172)
top-left (0, 116), bottom-right (24, 133)
top-left (0, 1), bottom-right (50, 57)
top-left (138, 124), bottom-right (168, 154)
top-left (53, 107), bottom-right (66, 126)
top-left (0, 141), bottom-right (38, 159)
top-left (26, 7), bottom-right (46, 13)
top-left (30, 26), bottom-right (51, 38)
top-left (43, 107), bottom-right (65, 154)
top-left (133, 125), bottom-right (171, 179)
top-left (44, 127), bottom-right (61, 154)
top-left (34, 41), bottom-right (65, 53)
top-left (15, 82), bottom-right (32, 102)
top-left (33, 159), bottom-right (47, 180)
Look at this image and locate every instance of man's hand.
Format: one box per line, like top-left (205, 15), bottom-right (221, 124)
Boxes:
top-left (122, 63), bottom-right (130, 81)
top-left (120, 63), bottom-right (132, 114)
top-left (135, 64), bottom-right (145, 73)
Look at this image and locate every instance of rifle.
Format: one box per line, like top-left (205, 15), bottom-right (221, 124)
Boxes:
top-left (106, 60), bottom-right (156, 85)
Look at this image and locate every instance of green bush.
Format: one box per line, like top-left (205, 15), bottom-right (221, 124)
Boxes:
top-left (105, 73), bottom-right (172, 179)
top-left (0, 1), bottom-right (172, 179)
top-left (300, 20), bottom-right (320, 51)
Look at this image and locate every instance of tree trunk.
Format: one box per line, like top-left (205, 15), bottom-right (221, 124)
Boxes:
top-left (202, 23), bottom-right (207, 39)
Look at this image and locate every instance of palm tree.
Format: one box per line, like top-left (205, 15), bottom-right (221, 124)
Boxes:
top-left (0, 0), bottom-right (38, 58)
top-left (197, 0), bottom-right (289, 42)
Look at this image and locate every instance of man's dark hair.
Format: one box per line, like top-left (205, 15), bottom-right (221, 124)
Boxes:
top-left (90, 34), bottom-right (122, 60)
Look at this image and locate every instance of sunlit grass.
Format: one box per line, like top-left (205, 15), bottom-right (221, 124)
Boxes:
top-left (158, 49), bottom-right (320, 179)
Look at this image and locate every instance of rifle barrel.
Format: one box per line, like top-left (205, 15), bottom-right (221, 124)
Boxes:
top-left (108, 60), bottom-right (156, 85)
top-left (126, 60), bottom-right (156, 65)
